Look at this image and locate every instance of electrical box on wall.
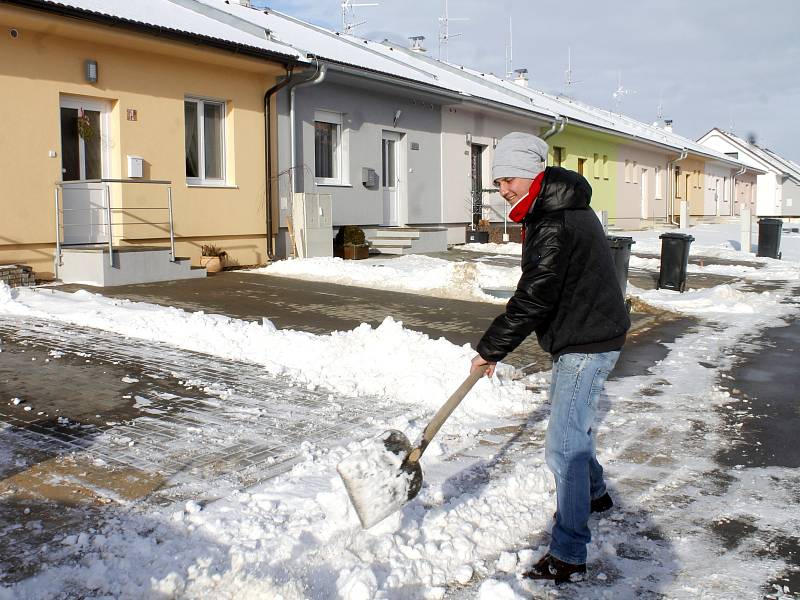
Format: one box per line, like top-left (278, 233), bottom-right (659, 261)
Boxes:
top-left (362, 167), bottom-right (378, 188)
top-left (127, 155), bottom-right (143, 178)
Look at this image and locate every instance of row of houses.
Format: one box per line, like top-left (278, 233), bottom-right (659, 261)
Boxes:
top-left (1, 0), bottom-right (797, 283)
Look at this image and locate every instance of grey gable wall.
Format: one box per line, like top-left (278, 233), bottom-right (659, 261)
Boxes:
top-left (277, 77), bottom-right (443, 239)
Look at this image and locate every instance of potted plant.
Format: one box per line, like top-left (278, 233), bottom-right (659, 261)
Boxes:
top-left (334, 225), bottom-right (369, 260)
top-left (200, 244), bottom-right (227, 273)
top-left (467, 219), bottom-right (491, 244)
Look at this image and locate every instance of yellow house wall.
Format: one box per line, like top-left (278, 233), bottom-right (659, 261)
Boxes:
top-left (0, 5), bottom-right (286, 277)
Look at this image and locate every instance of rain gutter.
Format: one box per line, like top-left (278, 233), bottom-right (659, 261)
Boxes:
top-left (289, 59), bottom-right (326, 193)
top-left (667, 149), bottom-right (688, 225)
top-left (264, 64), bottom-right (295, 260)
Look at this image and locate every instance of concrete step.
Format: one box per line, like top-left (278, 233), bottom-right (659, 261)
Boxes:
top-left (58, 246), bottom-right (206, 287)
top-left (373, 229), bottom-right (420, 239)
top-left (370, 240), bottom-right (413, 249)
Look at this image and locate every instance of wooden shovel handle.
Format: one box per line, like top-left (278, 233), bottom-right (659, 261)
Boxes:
top-left (407, 368), bottom-right (486, 463)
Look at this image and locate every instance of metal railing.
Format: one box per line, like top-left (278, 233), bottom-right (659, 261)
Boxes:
top-left (54, 179), bottom-right (174, 277)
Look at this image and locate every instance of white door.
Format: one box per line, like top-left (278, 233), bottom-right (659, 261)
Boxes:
top-left (382, 131), bottom-right (401, 226)
top-left (640, 167), bottom-right (649, 219)
top-left (59, 97), bottom-right (109, 244)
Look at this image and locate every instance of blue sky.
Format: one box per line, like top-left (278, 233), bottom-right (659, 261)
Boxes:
top-left (259, 0), bottom-right (800, 161)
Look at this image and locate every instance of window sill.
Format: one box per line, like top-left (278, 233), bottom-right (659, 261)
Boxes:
top-left (314, 182), bottom-right (353, 188)
top-left (186, 183), bottom-right (239, 189)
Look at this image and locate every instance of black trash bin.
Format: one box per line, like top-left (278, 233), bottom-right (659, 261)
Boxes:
top-left (756, 218), bottom-right (782, 259)
top-left (606, 236), bottom-right (635, 297)
top-left (657, 233), bottom-right (695, 292)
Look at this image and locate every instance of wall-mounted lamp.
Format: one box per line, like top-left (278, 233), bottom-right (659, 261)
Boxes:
top-left (492, 137), bottom-right (499, 148)
top-left (393, 109), bottom-right (402, 128)
top-left (84, 59), bottom-right (98, 83)
top-left (465, 132), bottom-right (472, 145)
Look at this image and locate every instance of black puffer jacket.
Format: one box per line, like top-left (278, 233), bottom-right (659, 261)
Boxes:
top-left (477, 166), bottom-right (630, 361)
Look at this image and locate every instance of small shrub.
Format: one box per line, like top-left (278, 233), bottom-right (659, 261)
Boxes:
top-left (201, 244), bottom-right (227, 257)
top-left (334, 225), bottom-right (367, 247)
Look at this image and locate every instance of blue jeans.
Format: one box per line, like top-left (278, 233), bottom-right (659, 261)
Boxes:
top-left (545, 350), bottom-right (620, 565)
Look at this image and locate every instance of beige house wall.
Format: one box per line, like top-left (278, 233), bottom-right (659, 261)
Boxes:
top-left (0, 5), bottom-right (287, 278)
top-left (673, 157), bottom-right (705, 216)
top-left (615, 145), bottom-right (670, 224)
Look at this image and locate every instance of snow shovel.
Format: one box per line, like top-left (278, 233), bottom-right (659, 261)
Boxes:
top-left (337, 368), bottom-right (485, 529)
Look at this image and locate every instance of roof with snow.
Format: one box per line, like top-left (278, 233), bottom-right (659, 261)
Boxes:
top-left (195, 1), bottom-right (749, 166)
top-left (10, 0), bottom-right (305, 61)
top-left (702, 129), bottom-right (800, 182)
top-left (192, 0), bottom-right (557, 119)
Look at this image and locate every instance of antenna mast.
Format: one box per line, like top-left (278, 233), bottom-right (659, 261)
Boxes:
top-left (505, 16), bottom-right (513, 78)
top-left (612, 70), bottom-right (635, 112)
top-left (341, 0), bottom-right (379, 35)
top-left (438, 0), bottom-right (468, 62)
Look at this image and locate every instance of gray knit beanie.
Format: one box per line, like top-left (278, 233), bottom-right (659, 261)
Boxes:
top-left (492, 132), bottom-right (549, 183)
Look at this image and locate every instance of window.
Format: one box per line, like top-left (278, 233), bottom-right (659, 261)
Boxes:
top-left (577, 157), bottom-right (586, 176)
top-left (624, 159), bottom-right (631, 183)
top-left (593, 153), bottom-right (600, 179)
top-left (633, 161), bottom-right (639, 184)
top-left (314, 110), bottom-right (348, 185)
top-left (602, 155), bottom-right (609, 180)
top-left (552, 146), bottom-right (565, 167)
top-left (185, 97), bottom-right (225, 184)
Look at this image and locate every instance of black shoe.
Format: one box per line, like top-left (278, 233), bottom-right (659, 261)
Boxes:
top-left (523, 553), bottom-right (586, 584)
top-left (552, 493), bottom-right (614, 521)
top-left (590, 492), bottom-right (613, 514)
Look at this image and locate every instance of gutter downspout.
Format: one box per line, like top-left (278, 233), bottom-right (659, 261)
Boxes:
top-left (541, 115), bottom-right (566, 140)
top-left (289, 59), bottom-right (326, 193)
top-left (667, 149), bottom-right (688, 225)
top-left (732, 164), bottom-right (746, 217)
top-left (264, 64), bottom-right (295, 261)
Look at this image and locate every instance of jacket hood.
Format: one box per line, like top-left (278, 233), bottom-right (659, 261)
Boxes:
top-left (531, 166), bottom-right (592, 214)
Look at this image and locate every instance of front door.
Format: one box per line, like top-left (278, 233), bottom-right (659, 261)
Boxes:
top-left (382, 131), bottom-right (401, 226)
top-left (59, 97), bottom-right (109, 244)
top-left (470, 144), bottom-right (484, 226)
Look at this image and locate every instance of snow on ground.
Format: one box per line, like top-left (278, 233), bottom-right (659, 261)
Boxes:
top-left (1, 221), bottom-right (799, 599)
top-left (256, 223), bottom-right (799, 305)
top-left (253, 255), bottom-right (514, 304)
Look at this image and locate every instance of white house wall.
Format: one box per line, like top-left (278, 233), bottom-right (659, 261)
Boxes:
top-left (440, 105), bottom-right (547, 243)
top-left (756, 171), bottom-right (780, 216)
top-left (275, 79), bottom-right (442, 253)
top-left (704, 164), bottom-right (732, 216)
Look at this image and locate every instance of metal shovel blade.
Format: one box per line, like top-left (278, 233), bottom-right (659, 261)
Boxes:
top-left (337, 429), bottom-right (423, 529)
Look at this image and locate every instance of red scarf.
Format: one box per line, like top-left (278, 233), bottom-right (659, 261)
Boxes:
top-left (508, 171), bottom-right (545, 243)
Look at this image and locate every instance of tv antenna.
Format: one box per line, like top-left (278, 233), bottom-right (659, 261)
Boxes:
top-left (612, 71), bottom-right (635, 112)
top-left (505, 16), bottom-right (513, 78)
top-left (563, 47), bottom-right (582, 94)
top-left (438, 0), bottom-right (468, 62)
top-left (341, 0), bottom-right (379, 35)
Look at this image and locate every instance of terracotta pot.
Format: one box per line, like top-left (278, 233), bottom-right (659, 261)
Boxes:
top-left (200, 255), bottom-right (224, 273)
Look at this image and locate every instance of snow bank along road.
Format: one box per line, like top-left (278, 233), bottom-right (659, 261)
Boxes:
top-left (0, 229), bottom-right (799, 599)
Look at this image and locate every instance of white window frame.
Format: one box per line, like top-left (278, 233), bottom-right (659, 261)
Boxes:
top-left (314, 109), bottom-right (350, 186)
top-left (185, 96), bottom-right (226, 186)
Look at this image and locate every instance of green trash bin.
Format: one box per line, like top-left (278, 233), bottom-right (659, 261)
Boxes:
top-left (606, 236), bottom-right (635, 297)
top-left (756, 218), bottom-right (782, 259)
top-left (658, 233), bottom-right (695, 292)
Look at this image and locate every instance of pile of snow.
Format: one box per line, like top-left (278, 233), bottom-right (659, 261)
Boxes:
top-left (254, 255), bottom-right (517, 303)
top-left (0, 284), bottom-right (533, 422)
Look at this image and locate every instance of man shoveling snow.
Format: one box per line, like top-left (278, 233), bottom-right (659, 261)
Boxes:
top-left (471, 132), bottom-right (630, 584)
